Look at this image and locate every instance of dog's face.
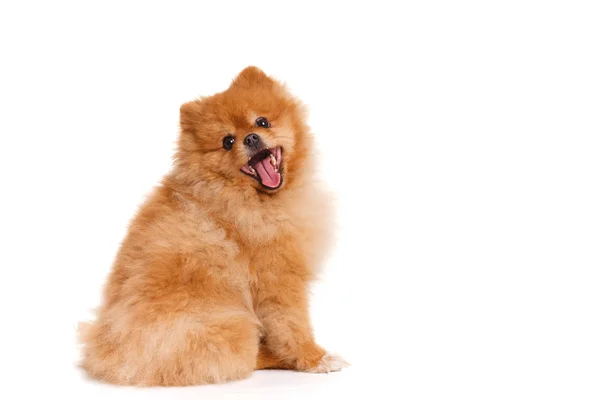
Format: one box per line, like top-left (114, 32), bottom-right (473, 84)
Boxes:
top-left (178, 67), bottom-right (310, 193)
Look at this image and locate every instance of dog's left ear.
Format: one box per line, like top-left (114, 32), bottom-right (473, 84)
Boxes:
top-left (232, 66), bottom-right (274, 88)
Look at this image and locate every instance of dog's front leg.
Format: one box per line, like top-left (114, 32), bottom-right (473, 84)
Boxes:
top-left (254, 264), bottom-right (348, 373)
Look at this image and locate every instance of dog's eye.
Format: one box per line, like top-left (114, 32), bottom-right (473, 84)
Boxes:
top-left (256, 117), bottom-right (271, 128)
top-left (222, 135), bottom-right (235, 150)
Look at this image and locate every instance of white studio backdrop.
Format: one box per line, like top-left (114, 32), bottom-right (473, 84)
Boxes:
top-left (0, 1), bottom-right (598, 399)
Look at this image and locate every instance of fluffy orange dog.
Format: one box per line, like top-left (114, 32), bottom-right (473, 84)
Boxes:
top-left (79, 66), bottom-right (347, 386)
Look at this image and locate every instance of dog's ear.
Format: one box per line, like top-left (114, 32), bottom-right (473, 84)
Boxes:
top-left (180, 100), bottom-right (202, 134)
top-left (232, 66), bottom-right (274, 88)
top-left (179, 100), bottom-right (202, 131)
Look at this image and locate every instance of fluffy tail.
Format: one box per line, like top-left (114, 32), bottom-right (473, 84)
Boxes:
top-left (78, 321), bottom-right (93, 344)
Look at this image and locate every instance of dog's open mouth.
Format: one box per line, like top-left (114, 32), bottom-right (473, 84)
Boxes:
top-left (240, 147), bottom-right (283, 190)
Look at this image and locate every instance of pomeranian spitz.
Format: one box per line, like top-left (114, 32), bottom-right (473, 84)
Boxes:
top-left (79, 66), bottom-right (347, 386)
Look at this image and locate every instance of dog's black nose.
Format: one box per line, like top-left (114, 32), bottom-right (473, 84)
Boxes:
top-left (244, 133), bottom-right (261, 148)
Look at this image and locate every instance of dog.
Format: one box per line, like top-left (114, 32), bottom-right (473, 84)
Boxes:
top-left (79, 66), bottom-right (347, 386)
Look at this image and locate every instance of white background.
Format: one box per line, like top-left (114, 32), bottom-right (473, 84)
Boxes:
top-left (0, 1), bottom-right (598, 399)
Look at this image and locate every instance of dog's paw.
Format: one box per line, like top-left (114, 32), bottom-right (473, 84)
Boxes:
top-left (305, 352), bottom-right (350, 373)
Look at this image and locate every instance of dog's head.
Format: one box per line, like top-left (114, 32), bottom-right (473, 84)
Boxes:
top-left (177, 66), bottom-right (311, 194)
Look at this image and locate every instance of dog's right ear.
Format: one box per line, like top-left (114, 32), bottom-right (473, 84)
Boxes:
top-left (178, 100), bottom-right (204, 153)
top-left (179, 100), bottom-right (202, 134)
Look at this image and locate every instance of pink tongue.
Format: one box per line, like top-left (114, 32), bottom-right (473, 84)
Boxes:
top-left (254, 157), bottom-right (281, 188)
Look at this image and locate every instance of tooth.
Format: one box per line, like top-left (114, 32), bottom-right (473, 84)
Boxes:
top-left (270, 154), bottom-right (276, 166)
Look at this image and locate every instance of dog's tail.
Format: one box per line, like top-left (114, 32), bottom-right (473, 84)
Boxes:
top-left (77, 305), bottom-right (100, 344)
top-left (77, 321), bottom-right (93, 344)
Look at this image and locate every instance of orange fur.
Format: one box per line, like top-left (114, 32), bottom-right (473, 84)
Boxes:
top-left (79, 66), bottom-right (345, 386)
